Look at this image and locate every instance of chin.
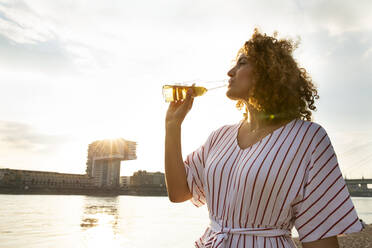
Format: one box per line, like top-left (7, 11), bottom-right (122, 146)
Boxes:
top-left (226, 88), bottom-right (243, 101)
top-left (226, 92), bottom-right (236, 100)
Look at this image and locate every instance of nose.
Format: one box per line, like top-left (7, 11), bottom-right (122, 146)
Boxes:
top-left (227, 66), bottom-right (236, 77)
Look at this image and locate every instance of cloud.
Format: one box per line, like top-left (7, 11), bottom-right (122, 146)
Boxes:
top-left (0, 33), bottom-right (78, 75)
top-left (297, 29), bottom-right (372, 127)
top-left (0, 1), bottom-right (77, 74)
top-left (0, 1), bottom-right (114, 74)
top-left (0, 1), bottom-right (55, 44)
top-left (301, 0), bottom-right (372, 35)
top-left (0, 120), bottom-right (70, 152)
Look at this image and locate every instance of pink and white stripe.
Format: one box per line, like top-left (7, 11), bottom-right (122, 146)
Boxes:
top-left (184, 119), bottom-right (364, 247)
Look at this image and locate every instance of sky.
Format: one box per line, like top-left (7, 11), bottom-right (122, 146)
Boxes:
top-left (0, 0), bottom-right (371, 178)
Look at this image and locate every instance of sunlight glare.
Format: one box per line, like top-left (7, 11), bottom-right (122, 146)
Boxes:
top-left (82, 213), bottom-right (127, 248)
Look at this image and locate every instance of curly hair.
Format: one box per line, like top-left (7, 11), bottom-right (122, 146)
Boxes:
top-left (235, 28), bottom-right (319, 123)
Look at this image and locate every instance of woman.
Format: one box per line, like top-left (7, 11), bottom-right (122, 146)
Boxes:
top-left (164, 29), bottom-right (365, 248)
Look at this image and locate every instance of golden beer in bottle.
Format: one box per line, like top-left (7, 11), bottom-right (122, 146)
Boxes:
top-left (162, 80), bottom-right (228, 102)
top-left (162, 85), bottom-right (208, 102)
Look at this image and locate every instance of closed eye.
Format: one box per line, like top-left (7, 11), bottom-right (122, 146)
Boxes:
top-left (237, 59), bottom-right (247, 66)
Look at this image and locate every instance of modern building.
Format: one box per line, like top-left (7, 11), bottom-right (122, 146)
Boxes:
top-left (86, 138), bottom-right (137, 188)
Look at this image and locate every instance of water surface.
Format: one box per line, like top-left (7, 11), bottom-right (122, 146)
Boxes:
top-left (0, 195), bottom-right (370, 248)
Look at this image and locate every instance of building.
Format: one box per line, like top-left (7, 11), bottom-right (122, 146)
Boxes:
top-left (120, 176), bottom-right (131, 188)
top-left (0, 168), bottom-right (93, 190)
top-left (0, 138), bottom-right (137, 191)
top-left (86, 138), bottom-right (137, 188)
top-left (130, 170), bottom-right (165, 187)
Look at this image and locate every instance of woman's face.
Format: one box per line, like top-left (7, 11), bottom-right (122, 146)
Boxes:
top-left (226, 54), bottom-right (257, 101)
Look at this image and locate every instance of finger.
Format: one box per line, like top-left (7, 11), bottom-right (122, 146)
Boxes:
top-left (185, 88), bottom-right (194, 109)
top-left (185, 90), bottom-right (192, 104)
top-left (186, 87), bottom-right (194, 99)
top-left (190, 84), bottom-right (196, 97)
top-left (169, 101), bottom-right (178, 109)
top-left (169, 101), bottom-right (181, 111)
top-left (177, 99), bottom-right (186, 108)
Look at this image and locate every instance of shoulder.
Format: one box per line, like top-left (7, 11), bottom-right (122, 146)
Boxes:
top-left (292, 119), bottom-right (329, 138)
top-left (207, 122), bottom-right (239, 143)
top-left (213, 123), bottom-right (238, 133)
top-left (292, 119), bottom-right (333, 152)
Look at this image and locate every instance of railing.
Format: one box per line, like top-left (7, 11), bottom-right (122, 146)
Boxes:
top-left (345, 178), bottom-right (372, 197)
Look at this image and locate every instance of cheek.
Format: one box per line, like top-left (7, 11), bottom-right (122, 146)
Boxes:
top-left (237, 67), bottom-right (255, 83)
top-left (236, 78), bottom-right (253, 95)
top-left (241, 71), bottom-right (257, 91)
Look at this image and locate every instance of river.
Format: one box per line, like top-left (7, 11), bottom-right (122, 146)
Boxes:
top-left (0, 195), bottom-right (370, 248)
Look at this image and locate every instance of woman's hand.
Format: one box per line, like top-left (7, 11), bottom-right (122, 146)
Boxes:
top-left (164, 85), bottom-right (195, 202)
top-left (165, 85), bottom-right (195, 126)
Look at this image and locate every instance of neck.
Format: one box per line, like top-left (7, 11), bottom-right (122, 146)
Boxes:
top-left (243, 106), bottom-right (287, 131)
top-left (245, 114), bottom-right (270, 131)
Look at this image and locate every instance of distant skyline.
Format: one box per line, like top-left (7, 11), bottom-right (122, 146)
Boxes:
top-left (0, 0), bottom-right (371, 178)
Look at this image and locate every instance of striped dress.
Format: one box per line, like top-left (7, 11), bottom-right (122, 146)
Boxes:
top-left (184, 119), bottom-right (365, 248)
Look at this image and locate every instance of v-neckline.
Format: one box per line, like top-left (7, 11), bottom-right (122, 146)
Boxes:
top-left (235, 119), bottom-right (296, 151)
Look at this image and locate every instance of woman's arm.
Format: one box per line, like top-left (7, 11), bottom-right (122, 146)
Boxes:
top-left (302, 236), bottom-right (339, 248)
top-left (165, 122), bottom-right (192, 202)
top-left (164, 88), bottom-right (195, 203)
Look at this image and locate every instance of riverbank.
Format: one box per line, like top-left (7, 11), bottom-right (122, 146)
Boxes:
top-left (0, 186), bottom-right (168, 196)
top-left (293, 224), bottom-right (372, 248)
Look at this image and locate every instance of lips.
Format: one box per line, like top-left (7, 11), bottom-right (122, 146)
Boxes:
top-left (228, 79), bottom-right (234, 87)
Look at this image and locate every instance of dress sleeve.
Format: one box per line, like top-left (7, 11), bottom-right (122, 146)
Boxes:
top-left (292, 125), bottom-right (365, 243)
top-left (184, 129), bottom-right (217, 207)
